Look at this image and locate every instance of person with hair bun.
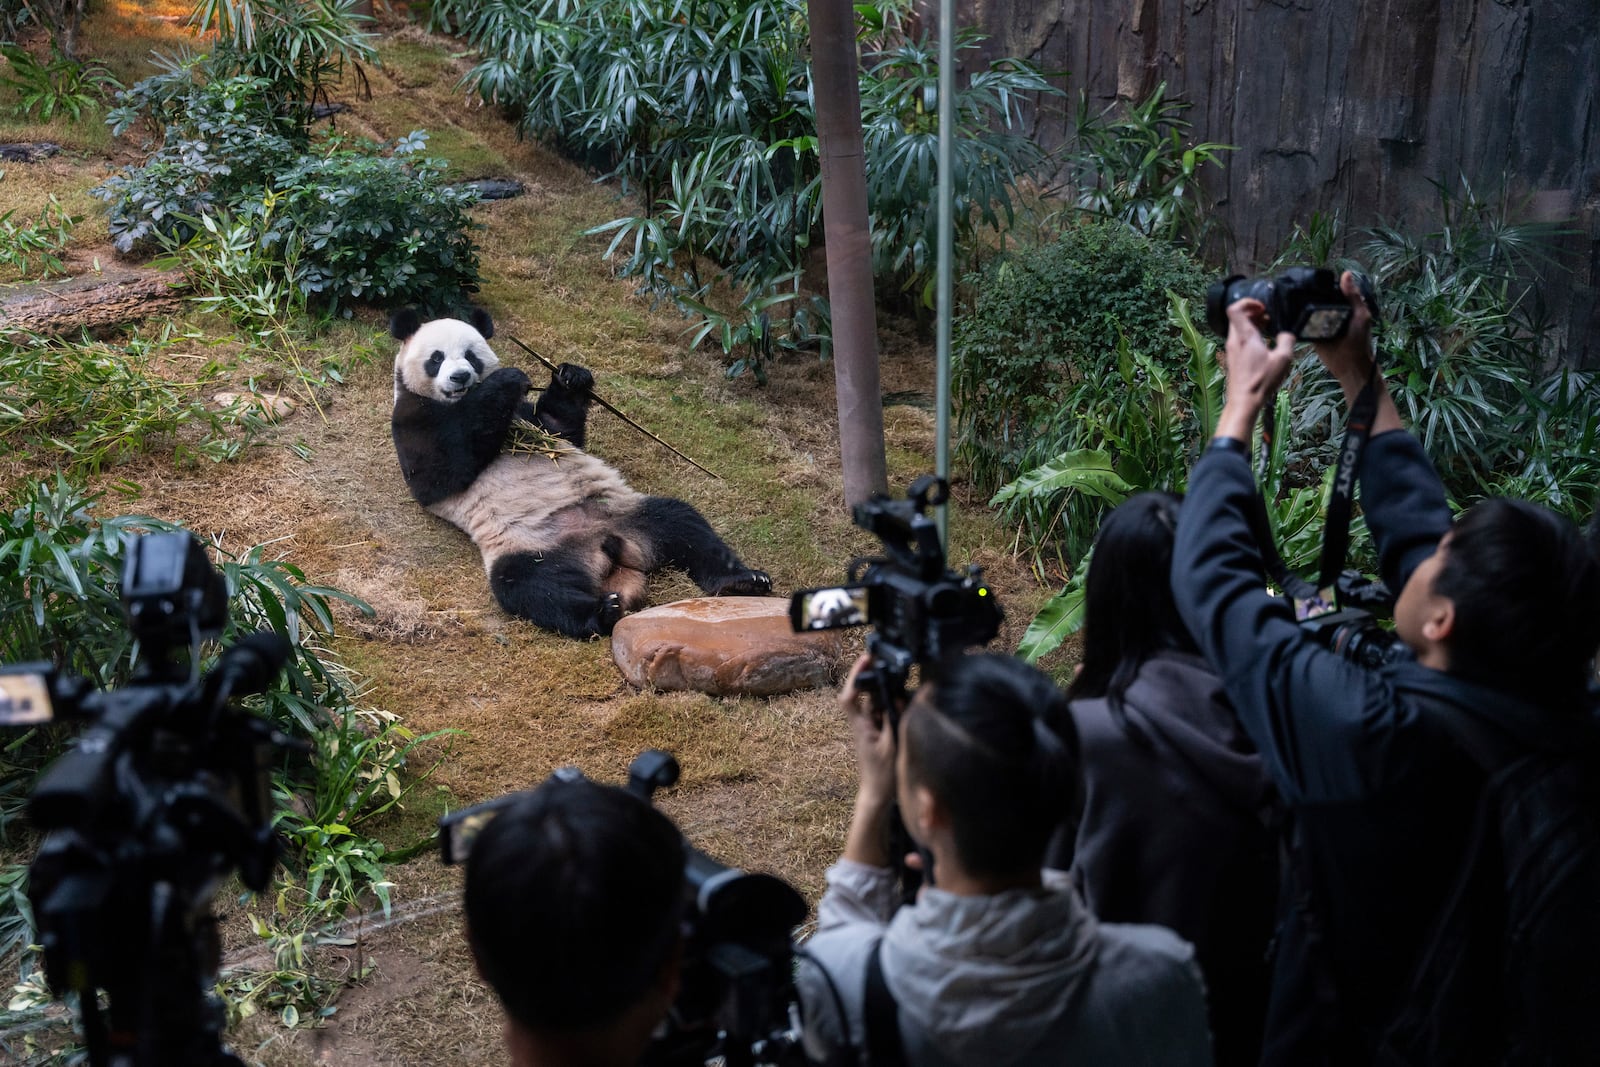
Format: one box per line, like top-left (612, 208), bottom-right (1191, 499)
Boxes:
top-left (798, 652), bottom-right (1213, 1066)
top-left (1050, 491), bottom-right (1276, 1067)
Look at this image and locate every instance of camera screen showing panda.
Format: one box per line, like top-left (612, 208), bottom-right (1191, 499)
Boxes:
top-left (790, 585), bottom-right (872, 632)
top-left (0, 672), bottom-right (54, 726)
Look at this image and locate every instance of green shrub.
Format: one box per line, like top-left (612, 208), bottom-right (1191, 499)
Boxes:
top-left (953, 220), bottom-right (1210, 503)
top-left (189, 0), bottom-right (376, 132)
top-left (0, 196), bottom-right (78, 280)
top-left (97, 75), bottom-right (302, 253)
top-left (0, 42), bottom-right (121, 123)
top-left (1065, 83), bottom-right (1232, 247)
top-left (0, 328), bottom-right (251, 474)
top-left (1276, 179), bottom-right (1600, 524)
top-left (0, 477), bottom-right (442, 983)
top-left (860, 32), bottom-right (1059, 310)
top-left (441, 0), bottom-right (1058, 377)
top-left (270, 135), bottom-right (482, 312)
top-left (97, 72), bottom-right (481, 312)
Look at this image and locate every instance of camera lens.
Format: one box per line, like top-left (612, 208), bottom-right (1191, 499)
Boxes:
top-left (1204, 275), bottom-right (1245, 337)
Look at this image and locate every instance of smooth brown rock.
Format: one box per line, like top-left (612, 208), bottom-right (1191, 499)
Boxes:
top-left (611, 597), bottom-right (848, 697)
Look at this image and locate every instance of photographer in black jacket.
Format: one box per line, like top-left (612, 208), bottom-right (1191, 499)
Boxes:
top-left (1173, 273), bottom-right (1600, 1065)
top-left (464, 777), bottom-right (686, 1067)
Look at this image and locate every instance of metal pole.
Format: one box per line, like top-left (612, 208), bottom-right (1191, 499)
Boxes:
top-left (934, 0), bottom-right (956, 553)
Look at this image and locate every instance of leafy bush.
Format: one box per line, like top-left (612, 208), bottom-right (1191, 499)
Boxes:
top-left (860, 32), bottom-right (1058, 308)
top-left (97, 73), bottom-right (481, 312)
top-left (1277, 179), bottom-right (1600, 523)
top-left (953, 220), bottom-right (1210, 510)
top-left (0, 328), bottom-right (251, 474)
top-left (188, 0), bottom-right (377, 131)
top-left (0, 478), bottom-right (444, 982)
top-left (0, 196), bottom-right (77, 279)
top-left (0, 42), bottom-right (121, 122)
top-left (440, 0), bottom-right (1059, 376)
top-left (98, 74), bottom-right (302, 252)
top-left (269, 136), bottom-right (481, 311)
top-left (1064, 83), bottom-right (1232, 247)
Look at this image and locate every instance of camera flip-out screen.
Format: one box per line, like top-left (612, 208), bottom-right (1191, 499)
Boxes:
top-left (790, 585), bottom-right (871, 632)
top-left (0, 672), bottom-right (54, 726)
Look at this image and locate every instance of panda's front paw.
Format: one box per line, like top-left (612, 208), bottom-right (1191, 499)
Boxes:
top-left (487, 366), bottom-right (532, 396)
top-left (553, 363), bottom-right (594, 397)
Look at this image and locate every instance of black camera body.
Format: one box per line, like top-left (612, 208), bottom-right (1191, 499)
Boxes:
top-left (1298, 572), bottom-right (1410, 670)
top-left (439, 750), bottom-right (809, 1067)
top-left (1205, 266), bottom-right (1374, 342)
top-left (1300, 607), bottom-right (1408, 670)
top-left (789, 475), bottom-right (1003, 724)
top-left (0, 531), bottom-right (291, 1067)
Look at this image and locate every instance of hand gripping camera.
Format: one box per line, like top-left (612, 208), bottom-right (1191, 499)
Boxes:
top-left (1205, 266), bottom-right (1377, 342)
top-left (0, 531), bottom-right (293, 1067)
top-left (440, 750), bottom-right (810, 1067)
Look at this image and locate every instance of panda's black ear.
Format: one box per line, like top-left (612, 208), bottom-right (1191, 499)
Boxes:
top-left (467, 307), bottom-right (494, 340)
top-left (390, 307), bottom-right (422, 341)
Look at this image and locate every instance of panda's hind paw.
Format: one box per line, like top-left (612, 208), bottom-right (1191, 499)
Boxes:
top-left (708, 570), bottom-right (773, 597)
top-left (595, 592), bottom-right (625, 636)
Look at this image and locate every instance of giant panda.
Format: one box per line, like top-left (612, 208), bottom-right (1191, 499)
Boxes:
top-left (389, 307), bottom-right (772, 637)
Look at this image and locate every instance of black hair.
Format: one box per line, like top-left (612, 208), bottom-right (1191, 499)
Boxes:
top-left (1065, 492), bottom-right (1198, 745)
top-left (902, 653), bottom-right (1084, 879)
top-left (1433, 497), bottom-right (1600, 705)
top-left (463, 776), bottom-right (685, 1033)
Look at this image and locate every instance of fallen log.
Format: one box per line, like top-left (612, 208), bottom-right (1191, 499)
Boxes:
top-left (0, 270), bottom-right (189, 336)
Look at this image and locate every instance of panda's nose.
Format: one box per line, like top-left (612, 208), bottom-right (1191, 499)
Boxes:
top-left (449, 369), bottom-right (473, 386)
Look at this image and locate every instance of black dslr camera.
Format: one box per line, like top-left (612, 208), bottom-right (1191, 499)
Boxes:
top-left (0, 531), bottom-right (292, 1067)
top-left (788, 475), bottom-right (1004, 727)
top-left (1298, 573), bottom-right (1409, 670)
top-left (1205, 266), bottom-right (1374, 342)
top-left (439, 750), bottom-right (810, 1067)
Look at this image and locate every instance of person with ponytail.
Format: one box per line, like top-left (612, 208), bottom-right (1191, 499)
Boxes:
top-left (798, 652), bottom-right (1213, 1066)
top-left (1050, 492), bottom-right (1276, 1067)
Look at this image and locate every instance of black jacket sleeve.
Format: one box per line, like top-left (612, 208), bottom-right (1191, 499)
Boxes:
top-left (1170, 434), bottom-right (1449, 805)
top-left (1354, 430), bottom-right (1453, 593)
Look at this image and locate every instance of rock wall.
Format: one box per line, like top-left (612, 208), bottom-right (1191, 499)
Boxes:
top-left (946, 0), bottom-right (1600, 363)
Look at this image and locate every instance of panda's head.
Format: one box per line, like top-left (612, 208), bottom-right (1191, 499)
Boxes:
top-left (391, 307), bottom-right (500, 404)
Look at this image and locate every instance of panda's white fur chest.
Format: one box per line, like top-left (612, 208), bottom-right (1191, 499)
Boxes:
top-left (429, 450), bottom-right (641, 570)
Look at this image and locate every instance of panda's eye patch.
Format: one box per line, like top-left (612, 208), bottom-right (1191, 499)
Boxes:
top-left (465, 351), bottom-right (484, 374)
top-left (424, 351), bottom-right (446, 377)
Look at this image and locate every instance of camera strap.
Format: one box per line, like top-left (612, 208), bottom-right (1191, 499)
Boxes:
top-left (1251, 359), bottom-right (1384, 611)
top-left (864, 938), bottom-right (908, 1066)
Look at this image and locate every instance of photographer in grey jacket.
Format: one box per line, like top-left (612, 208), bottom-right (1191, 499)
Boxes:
top-left (798, 651), bottom-right (1214, 1066)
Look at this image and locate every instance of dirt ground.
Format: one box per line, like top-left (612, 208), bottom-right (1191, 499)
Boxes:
top-left (1, 12), bottom-right (1060, 1065)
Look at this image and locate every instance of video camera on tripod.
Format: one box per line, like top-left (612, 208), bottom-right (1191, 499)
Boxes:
top-left (439, 749), bottom-right (811, 1067)
top-left (0, 531), bottom-right (293, 1067)
top-left (789, 475), bottom-right (1003, 727)
top-left (789, 475), bottom-right (1004, 896)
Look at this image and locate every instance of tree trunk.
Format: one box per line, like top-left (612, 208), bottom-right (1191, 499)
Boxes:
top-left (0, 272), bottom-right (188, 336)
top-left (807, 0), bottom-right (888, 507)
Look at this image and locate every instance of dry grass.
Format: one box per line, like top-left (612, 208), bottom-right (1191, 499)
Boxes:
top-left (0, 7), bottom-right (1062, 1064)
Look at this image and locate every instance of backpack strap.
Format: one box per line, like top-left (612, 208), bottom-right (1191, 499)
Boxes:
top-left (863, 938), bottom-right (907, 1067)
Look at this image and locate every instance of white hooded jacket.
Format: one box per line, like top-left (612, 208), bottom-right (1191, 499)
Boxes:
top-left (798, 860), bottom-right (1214, 1066)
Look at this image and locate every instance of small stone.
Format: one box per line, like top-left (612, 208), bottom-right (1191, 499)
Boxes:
top-left (611, 596), bottom-right (848, 697)
top-left (214, 391), bottom-right (297, 422)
